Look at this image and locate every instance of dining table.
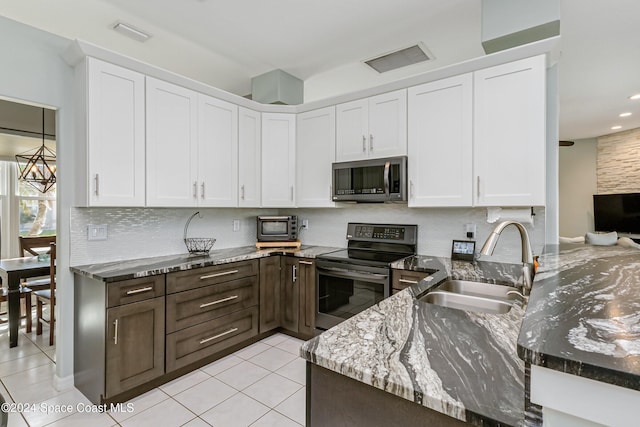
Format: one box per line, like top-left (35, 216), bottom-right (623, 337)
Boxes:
top-left (0, 256), bottom-right (52, 347)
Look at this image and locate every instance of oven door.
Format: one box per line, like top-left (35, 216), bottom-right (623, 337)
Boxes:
top-left (315, 260), bottom-right (390, 330)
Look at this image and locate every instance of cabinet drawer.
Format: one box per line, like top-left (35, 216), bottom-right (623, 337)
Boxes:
top-left (107, 276), bottom-right (165, 308)
top-left (166, 259), bottom-right (258, 294)
top-left (166, 306), bottom-right (258, 372)
top-left (166, 275), bottom-right (258, 333)
top-left (391, 270), bottom-right (430, 292)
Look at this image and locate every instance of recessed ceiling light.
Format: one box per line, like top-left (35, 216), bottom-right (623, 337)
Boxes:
top-left (611, 125), bottom-right (622, 130)
top-left (620, 112), bottom-right (632, 117)
top-left (112, 22), bottom-right (151, 42)
top-left (629, 94), bottom-right (640, 100)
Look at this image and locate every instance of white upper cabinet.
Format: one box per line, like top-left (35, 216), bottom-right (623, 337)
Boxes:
top-left (336, 89), bottom-right (407, 161)
top-left (473, 55), bottom-right (546, 206)
top-left (238, 107), bottom-right (262, 208)
top-left (296, 106), bottom-right (336, 207)
top-left (146, 77), bottom-right (198, 207)
top-left (197, 94), bottom-right (238, 207)
top-left (83, 58), bottom-right (146, 206)
top-left (262, 113), bottom-right (296, 207)
top-left (408, 74), bottom-right (473, 207)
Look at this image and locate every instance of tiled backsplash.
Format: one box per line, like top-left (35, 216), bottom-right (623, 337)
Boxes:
top-left (70, 205), bottom-right (546, 266)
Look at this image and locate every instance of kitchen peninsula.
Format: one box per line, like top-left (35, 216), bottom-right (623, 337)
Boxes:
top-left (302, 243), bottom-right (640, 427)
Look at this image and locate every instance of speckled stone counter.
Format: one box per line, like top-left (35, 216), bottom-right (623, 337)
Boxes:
top-left (302, 255), bottom-right (528, 426)
top-left (518, 243), bottom-right (640, 391)
top-left (71, 245), bottom-right (341, 282)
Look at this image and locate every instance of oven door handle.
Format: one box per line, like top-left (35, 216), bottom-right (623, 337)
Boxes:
top-left (317, 266), bottom-right (389, 281)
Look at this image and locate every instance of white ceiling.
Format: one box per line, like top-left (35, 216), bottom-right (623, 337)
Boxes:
top-left (1, 0), bottom-right (640, 141)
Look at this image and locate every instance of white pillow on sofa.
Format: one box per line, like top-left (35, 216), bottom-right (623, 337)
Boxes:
top-left (585, 231), bottom-right (618, 246)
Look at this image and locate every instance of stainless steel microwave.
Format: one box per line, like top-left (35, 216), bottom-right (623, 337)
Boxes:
top-left (257, 215), bottom-right (298, 242)
top-left (332, 156), bottom-right (407, 202)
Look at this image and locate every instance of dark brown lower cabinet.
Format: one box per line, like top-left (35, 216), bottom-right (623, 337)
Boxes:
top-left (298, 259), bottom-right (316, 337)
top-left (391, 269), bottom-right (430, 294)
top-left (259, 256), bottom-right (281, 333)
top-left (105, 297), bottom-right (165, 398)
top-left (280, 256), bottom-right (299, 332)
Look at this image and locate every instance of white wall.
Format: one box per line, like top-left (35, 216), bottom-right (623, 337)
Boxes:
top-left (558, 138), bottom-right (597, 237)
top-left (0, 16), bottom-right (75, 385)
top-left (71, 205), bottom-right (547, 265)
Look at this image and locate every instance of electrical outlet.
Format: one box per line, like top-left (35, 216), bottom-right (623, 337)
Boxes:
top-left (465, 223), bottom-right (476, 239)
top-left (302, 219), bottom-right (309, 230)
top-left (87, 224), bottom-right (108, 241)
top-left (233, 220), bottom-right (240, 232)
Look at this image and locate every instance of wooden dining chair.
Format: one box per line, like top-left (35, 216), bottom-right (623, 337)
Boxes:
top-left (0, 286), bottom-right (32, 333)
top-left (34, 242), bottom-right (55, 345)
top-left (20, 236), bottom-right (56, 292)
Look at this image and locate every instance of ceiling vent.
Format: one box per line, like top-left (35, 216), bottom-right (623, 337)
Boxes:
top-left (364, 43), bottom-right (433, 73)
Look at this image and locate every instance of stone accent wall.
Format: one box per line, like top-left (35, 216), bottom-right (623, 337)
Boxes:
top-left (597, 128), bottom-right (640, 194)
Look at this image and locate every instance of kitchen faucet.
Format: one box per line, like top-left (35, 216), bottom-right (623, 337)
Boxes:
top-left (479, 221), bottom-right (535, 296)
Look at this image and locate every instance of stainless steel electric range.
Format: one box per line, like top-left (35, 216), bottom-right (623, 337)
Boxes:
top-left (315, 222), bottom-right (418, 330)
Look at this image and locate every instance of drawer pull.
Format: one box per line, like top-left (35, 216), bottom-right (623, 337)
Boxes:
top-left (126, 286), bottom-right (154, 295)
top-left (200, 270), bottom-right (239, 280)
top-left (199, 327), bottom-right (238, 345)
top-left (398, 279), bottom-right (419, 284)
top-left (113, 319), bottom-right (119, 345)
top-left (299, 260), bottom-right (313, 265)
top-left (200, 295), bottom-right (238, 308)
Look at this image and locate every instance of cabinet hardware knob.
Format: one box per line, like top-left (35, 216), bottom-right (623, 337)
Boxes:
top-left (370, 134), bottom-right (373, 151)
top-left (477, 176), bottom-right (481, 199)
top-left (292, 265), bottom-right (298, 282)
top-left (113, 319), bottom-right (119, 345)
top-left (362, 135), bottom-right (366, 152)
top-left (201, 182), bottom-right (205, 199)
top-left (193, 181), bottom-right (198, 198)
top-left (200, 295), bottom-right (238, 308)
top-left (291, 186), bottom-right (294, 201)
top-left (126, 286), bottom-right (153, 295)
top-left (299, 260), bottom-right (313, 265)
top-left (200, 270), bottom-right (239, 280)
top-left (199, 327), bottom-right (238, 344)
top-left (241, 185), bottom-right (245, 200)
top-left (95, 174), bottom-right (100, 196)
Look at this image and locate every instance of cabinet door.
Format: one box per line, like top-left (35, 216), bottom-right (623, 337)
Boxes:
top-left (86, 58), bottom-right (145, 206)
top-left (280, 257), bottom-right (299, 333)
top-left (259, 257), bottom-right (281, 333)
top-left (146, 77), bottom-right (198, 207)
top-left (198, 94), bottom-right (238, 207)
top-left (408, 75), bottom-right (472, 207)
top-left (238, 107), bottom-right (262, 207)
top-left (336, 98), bottom-right (368, 162)
top-left (368, 89), bottom-right (407, 159)
top-left (296, 107), bottom-right (336, 207)
top-left (473, 55), bottom-right (546, 206)
top-left (105, 297), bottom-right (165, 398)
top-left (261, 113), bottom-right (296, 207)
top-left (298, 259), bottom-right (316, 338)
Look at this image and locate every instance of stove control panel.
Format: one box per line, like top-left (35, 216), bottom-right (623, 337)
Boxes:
top-left (353, 225), bottom-right (405, 240)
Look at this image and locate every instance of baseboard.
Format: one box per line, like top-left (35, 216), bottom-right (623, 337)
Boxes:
top-left (54, 373), bottom-right (74, 391)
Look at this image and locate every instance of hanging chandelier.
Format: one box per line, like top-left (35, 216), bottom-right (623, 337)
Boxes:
top-left (15, 108), bottom-right (56, 193)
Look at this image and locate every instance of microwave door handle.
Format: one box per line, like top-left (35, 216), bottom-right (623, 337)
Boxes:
top-left (384, 161), bottom-right (390, 197)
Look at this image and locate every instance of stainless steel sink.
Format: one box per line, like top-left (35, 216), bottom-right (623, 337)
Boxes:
top-left (436, 280), bottom-right (515, 302)
top-left (417, 280), bottom-right (518, 314)
top-left (419, 291), bottom-right (513, 315)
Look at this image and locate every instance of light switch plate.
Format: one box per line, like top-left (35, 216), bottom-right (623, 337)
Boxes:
top-left (87, 224), bottom-right (108, 241)
top-left (233, 220), bottom-right (240, 232)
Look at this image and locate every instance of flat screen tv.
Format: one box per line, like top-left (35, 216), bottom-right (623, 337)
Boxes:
top-left (593, 193), bottom-right (640, 234)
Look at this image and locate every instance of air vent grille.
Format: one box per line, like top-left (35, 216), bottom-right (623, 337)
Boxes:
top-left (365, 44), bottom-right (432, 73)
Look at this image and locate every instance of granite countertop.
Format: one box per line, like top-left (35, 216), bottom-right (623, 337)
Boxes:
top-left (518, 243), bottom-right (640, 390)
top-left (302, 255), bottom-right (529, 426)
top-left (70, 245), bottom-right (341, 282)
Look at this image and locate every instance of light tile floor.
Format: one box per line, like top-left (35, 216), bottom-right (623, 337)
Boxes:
top-left (0, 321), bottom-right (307, 427)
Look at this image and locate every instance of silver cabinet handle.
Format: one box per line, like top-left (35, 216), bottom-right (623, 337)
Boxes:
top-left (201, 182), bottom-right (205, 199)
top-left (299, 260), bottom-right (313, 265)
top-left (94, 174), bottom-right (100, 196)
top-left (477, 176), bottom-right (480, 199)
top-left (113, 319), bottom-right (119, 345)
top-left (399, 278), bottom-right (418, 284)
top-left (126, 286), bottom-right (153, 295)
top-left (410, 180), bottom-right (414, 199)
top-left (290, 186), bottom-right (294, 201)
top-left (370, 134), bottom-right (373, 151)
top-left (241, 185), bottom-right (245, 200)
top-left (362, 135), bottom-right (366, 152)
top-left (200, 269), bottom-right (239, 280)
top-left (200, 295), bottom-right (238, 308)
top-left (200, 327), bottom-right (238, 345)
top-left (292, 265), bottom-right (297, 282)
top-left (193, 181), bottom-right (198, 198)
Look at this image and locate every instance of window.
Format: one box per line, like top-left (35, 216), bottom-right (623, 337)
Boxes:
top-left (17, 165), bottom-right (56, 237)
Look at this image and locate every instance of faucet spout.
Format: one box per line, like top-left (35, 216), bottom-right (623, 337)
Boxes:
top-left (480, 221), bottom-right (534, 294)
